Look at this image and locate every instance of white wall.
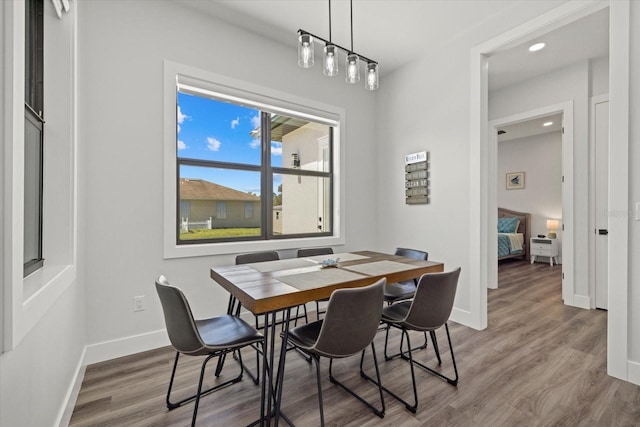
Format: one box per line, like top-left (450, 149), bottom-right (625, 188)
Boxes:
top-left (375, 2), bottom-right (566, 322)
top-left (629, 1), bottom-right (640, 374)
top-left (498, 131), bottom-right (563, 257)
top-left (77, 0), bottom-right (377, 360)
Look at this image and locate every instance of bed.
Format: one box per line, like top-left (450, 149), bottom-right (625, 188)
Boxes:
top-left (498, 207), bottom-right (530, 261)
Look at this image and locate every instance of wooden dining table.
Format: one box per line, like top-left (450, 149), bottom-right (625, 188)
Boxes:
top-left (210, 250), bottom-right (444, 426)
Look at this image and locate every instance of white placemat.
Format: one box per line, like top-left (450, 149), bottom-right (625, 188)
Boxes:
top-left (305, 252), bottom-right (370, 263)
top-left (250, 258), bottom-right (315, 273)
top-left (342, 260), bottom-right (416, 276)
top-left (277, 268), bottom-right (366, 290)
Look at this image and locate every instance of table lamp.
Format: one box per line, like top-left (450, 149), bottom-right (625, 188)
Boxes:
top-left (546, 219), bottom-right (560, 239)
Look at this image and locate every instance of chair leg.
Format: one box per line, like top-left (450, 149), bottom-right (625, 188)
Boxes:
top-left (313, 355), bottom-right (325, 427)
top-left (400, 324), bottom-right (458, 386)
top-left (216, 297), bottom-right (261, 384)
top-left (328, 349), bottom-right (385, 419)
top-left (364, 329), bottom-right (419, 413)
top-left (429, 330), bottom-right (442, 365)
top-left (165, 350), bottom-right (245, 415)
top-left (384, 325), bottom-right (436, 361)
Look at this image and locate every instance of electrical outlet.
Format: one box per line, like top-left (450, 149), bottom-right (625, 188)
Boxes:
top-left (133, 295), bottom-right (145, 312)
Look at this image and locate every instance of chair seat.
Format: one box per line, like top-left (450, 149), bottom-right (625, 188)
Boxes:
top-left (384, 280), bottom-right (417, 302)
top-left (196, 315), bottom-right (263, 351)
top-left (381, 301), bottom-right (412, 324)
top-left (284, 320), bottom-right (323, 350)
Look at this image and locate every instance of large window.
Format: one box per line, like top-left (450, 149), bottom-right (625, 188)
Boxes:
top-left (176, 82), bottom-right (334, 244)
top-left (24, 0), bottom-right (44, 276)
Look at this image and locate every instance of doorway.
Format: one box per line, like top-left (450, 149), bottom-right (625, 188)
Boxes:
top-left (470, 1), bottom-right (631, 379)
top-left (489, 104), bottom-right (571, 293)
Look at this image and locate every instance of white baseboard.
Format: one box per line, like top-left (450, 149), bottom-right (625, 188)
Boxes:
top-left (571, 294), bottom-right (591, 309)
top-left (627, 360), bottom-right (640, 386)
top-left (84, 329), bottom-right (170, 366)
top-left (56, 346), bottom-right (86, 427)
top-left (450, 307), bottom-right (479, 329)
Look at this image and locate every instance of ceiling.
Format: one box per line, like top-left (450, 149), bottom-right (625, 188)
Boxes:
top-left (179, 1), bottom-right (609, 90)
top-left (497, 113), bottom-right (563, 143)
top-left (178, 1), bottom-right (609, 140)
top-left (488, 7), bottom-right (609, 91)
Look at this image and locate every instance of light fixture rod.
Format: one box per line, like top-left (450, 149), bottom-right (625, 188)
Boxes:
top-left (328, 0), bottom-right (332, 42)
top-left (350, 0), bottom-right (354, 51)
top-left (297, 29), bottom-right (377, 65)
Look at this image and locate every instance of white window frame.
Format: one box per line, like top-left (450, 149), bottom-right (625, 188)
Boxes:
top-left (2, 0), bottom-right (78, 351)
top-left (163, 61), bottom-right (345, 258)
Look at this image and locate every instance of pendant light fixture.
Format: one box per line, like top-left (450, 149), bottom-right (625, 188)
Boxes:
top-left (298, 0), bottom-right (379, 90)
top-left (323, 0), bottom-right (338, 76)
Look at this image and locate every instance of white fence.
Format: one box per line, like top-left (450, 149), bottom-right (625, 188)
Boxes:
top-left (181, 217), bottom-right (212, 233)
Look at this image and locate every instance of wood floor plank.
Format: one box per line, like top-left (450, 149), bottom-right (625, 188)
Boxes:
top-left (69, 260), bottom-right (640, 426)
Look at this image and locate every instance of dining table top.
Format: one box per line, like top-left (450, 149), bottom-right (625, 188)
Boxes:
top-left (210, 250), bottom-right (444, 315)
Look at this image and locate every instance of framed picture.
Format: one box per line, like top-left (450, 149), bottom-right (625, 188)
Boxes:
top-left (506, 172), bottom-right (525, 189)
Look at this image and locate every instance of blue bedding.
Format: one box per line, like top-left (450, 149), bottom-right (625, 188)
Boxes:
top-left (498, 233), bottom-right (524, 258)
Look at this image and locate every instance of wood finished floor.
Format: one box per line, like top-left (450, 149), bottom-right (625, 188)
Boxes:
top-left (70, 261), bottom-right (640, 426)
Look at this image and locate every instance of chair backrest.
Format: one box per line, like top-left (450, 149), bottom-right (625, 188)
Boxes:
top-left (311, 278), bottom-right (385, 358)
top-left (297, 247), bottom-right (334, 258)
top-left (404, 268), bottom-right (461, 330)
top-left (235, 251), bottom-right (279, 265)
top-left (155, 275), bottom-right (205, 355)
top-left (395, 247), bottom-right (428, 261)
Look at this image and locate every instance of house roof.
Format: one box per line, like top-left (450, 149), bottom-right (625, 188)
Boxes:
top-left (180, 178), bottom-right (259, 202)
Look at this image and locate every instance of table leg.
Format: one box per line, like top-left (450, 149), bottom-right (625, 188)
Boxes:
top-left (274, 309), bottom-right (291, 427)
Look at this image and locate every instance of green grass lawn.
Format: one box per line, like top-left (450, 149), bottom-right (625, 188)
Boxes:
top-left (179, 228), bottom-right (261, 240)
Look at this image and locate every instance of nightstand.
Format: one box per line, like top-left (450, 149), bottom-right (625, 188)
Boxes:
top-left (530, 238), bottom-right (559, 266)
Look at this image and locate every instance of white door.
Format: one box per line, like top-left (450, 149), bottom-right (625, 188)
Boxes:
top-left (594, 100), bottom-right (609, 309)
top-left (317, 136), bottom-right (329, 232)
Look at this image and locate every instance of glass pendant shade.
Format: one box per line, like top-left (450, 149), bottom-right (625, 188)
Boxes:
top-left (298, 34), bottom-right (314, 68)
top-left (345, 53), bottom-right (360, 84)
top-left (365, 62), bottom-right (379, 90)
top-left (323, 44), bottom-right (339, 76)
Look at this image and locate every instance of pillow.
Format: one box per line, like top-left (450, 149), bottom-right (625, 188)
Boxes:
top-left (498, 217), bottom-right (520, 233)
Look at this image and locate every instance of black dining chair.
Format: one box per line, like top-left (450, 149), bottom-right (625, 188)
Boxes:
top-left (384, 248), bottom-right (429, 303)
top-left (383, 248), bottom-right (440, 362)
top-left (155, 275), bottom-right (263, 427)
top-left (279, 278), bottom-right (387, 426)
top-left (296, 247), bottom-right (334, 320)
top-left (376, 268), bottom-right (461, 413)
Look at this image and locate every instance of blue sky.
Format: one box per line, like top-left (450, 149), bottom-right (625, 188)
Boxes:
top-left (177, 92), bottom-right (282, 195)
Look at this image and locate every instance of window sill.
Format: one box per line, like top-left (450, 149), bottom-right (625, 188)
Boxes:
top-left (164, 235), bottom-right (345, 259)
top-left (23, 263), bottom-right (75, 303)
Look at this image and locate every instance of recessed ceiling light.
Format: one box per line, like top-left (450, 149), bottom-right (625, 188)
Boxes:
top-left (543, 121), bottom-right (553, 127)
top-left (529, 42), bottom-right (546, 52)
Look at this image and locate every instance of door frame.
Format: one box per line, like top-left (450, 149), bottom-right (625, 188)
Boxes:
top-left (488, 102), bottom-right (573, 299)
top-left (589, 94), bottom-right (609, 309)
top-left (469, 0), bottom-right (630, 380)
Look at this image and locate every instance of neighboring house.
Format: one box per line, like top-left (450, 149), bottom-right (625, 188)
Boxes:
top-left (179, 178), bottom-right (260, 228)
top-left (273, 205), bottom-right (282, 234)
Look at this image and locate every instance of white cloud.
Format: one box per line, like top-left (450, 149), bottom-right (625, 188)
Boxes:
top-left (177, 140), bottom-right (187, 150)
top-left (251, 114), bottom-right (261, 129)
top-left (231, 117), bottom-right (240, 129)
top-left (249, 139), bottom-right (261, 149)
top-left (271, 141), bottom-right (282, 156)
top-left (177, 106), bottom-right (189, 125)
top-left (207, 137), bottom-right (221, 152)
